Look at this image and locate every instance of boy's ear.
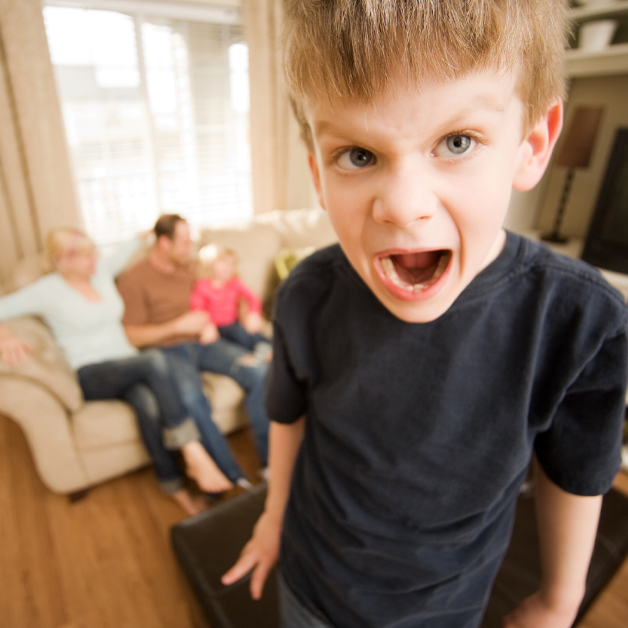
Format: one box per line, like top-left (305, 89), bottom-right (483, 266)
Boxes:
top-left (308, 153), bottom-right (326, 210)
top-left (513, 100), bottom-right (563, 192)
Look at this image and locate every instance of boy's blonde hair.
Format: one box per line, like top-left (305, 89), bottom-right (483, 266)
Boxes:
top-left (45, 227), bottom-right (95, 271)
top-left (284, 0), bottom-right (569, 149)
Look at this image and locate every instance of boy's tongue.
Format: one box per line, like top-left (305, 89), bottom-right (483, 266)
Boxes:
top-left (392, 250), bottom-right (442, 284)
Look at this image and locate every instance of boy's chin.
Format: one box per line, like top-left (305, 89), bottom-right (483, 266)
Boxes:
top-left (374, 290), bottom-right (457, 324)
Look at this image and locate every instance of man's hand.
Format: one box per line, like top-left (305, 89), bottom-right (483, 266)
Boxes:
top-left (503, 590), bottom-right (581, 628)
top-left (171, 311), bottom-right (209, 336)
top-left (0, 328), bottom-right (34, 366)
top-left (199, 322), bottom-right (220, 345)
top-left (243, 311), bottom-right (264, 334)
top-left (221, 511), bottom-right (282, 600)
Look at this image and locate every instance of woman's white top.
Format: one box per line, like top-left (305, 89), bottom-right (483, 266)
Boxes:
top-left (0, 239), bottom-right (142, 370)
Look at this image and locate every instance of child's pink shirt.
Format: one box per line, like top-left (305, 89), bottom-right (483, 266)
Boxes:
top-left (190, 278), bottom-right (262, 327)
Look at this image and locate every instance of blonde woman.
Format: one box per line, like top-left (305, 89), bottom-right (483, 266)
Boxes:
top-left (0, 227), bottom-right (233, 514)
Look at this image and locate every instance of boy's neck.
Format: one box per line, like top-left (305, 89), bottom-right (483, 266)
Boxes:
top-left (479, 229), bottom-right (507, 274)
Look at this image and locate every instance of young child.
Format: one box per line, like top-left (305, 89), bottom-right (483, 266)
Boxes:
top-left (223, 2), bottom-right (628, 627)
top-left (191, 245), bottom-right (272, 359)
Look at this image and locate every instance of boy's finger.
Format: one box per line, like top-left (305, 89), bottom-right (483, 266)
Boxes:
top-left (250, 562), bottom-right (272, 600)
top-left (221, 552), bottom-right (258, 586)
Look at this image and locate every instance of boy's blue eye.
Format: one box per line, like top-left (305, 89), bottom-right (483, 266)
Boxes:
top-left (433, 133), bottom-right (477, 159)
top-left (337, 148), bottom-right (375, 170)
top-left (446, 135), bottom-right (472, 154)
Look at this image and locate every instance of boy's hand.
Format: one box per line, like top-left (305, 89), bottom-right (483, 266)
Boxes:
top-left (503, 590), bottom-right (580, 628)
top-left (199, 322), bottom-right (220, 345)
top-left (0, 330), bottom-right (34, 366)
top-left (243, 312), bottom-right (264, 334)
top-left (221, 511), bottom-right (282, 600)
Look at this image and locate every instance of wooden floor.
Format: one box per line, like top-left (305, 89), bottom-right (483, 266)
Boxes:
top-left (1, 412), bottom-right (628, 628)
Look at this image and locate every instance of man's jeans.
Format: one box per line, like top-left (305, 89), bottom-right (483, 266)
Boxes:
top-left (163, 340), bottom-right (270, 469)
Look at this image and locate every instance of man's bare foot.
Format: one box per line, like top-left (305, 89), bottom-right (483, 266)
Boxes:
top-left (181, 440), bottom-right (234, 493)
top-left (170, 488), bottom-right (208, 516)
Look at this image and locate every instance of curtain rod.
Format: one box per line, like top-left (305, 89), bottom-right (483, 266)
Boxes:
top-left (42, 0), bottom-right (241, 25)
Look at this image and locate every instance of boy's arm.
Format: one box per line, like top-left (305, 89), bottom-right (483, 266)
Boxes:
top-left (503, 461), bottom-right (602, 628)
top-left (222, 417), bottom-right (305, 599)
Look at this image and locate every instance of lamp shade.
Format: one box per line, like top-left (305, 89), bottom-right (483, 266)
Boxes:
top-left (556, 106), bottom-right (604, 169)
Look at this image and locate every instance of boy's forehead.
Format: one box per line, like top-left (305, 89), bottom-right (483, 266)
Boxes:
top-left (303, 69), bottom-right (520, 137)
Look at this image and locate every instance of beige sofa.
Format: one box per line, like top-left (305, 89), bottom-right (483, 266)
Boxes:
top-left (0, 208), bottom-right (337, 495)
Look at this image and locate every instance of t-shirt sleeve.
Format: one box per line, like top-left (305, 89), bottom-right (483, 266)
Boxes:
top-left (0, 278), bottom-right (50, 321)
top-left (117, 268), bottom-right (150, 326)
top-left (264, 320), bottom-right (308, 424)
top-left (534, 325), bottom-right (628, 496)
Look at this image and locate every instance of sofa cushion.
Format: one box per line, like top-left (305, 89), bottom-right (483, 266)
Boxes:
top-left (0, 316), bottom-right (83, 411)
top-left (72, 399), bottom-right (141, 449)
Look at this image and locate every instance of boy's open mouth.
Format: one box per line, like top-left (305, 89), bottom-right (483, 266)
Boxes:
top-left (379, 250), bottom-right (451, 293)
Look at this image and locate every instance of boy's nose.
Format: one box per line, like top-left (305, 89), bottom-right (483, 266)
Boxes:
top-left (372, 165), bottom-right (438, 228)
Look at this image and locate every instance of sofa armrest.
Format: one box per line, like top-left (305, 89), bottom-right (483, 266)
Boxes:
top-left (0, 377), bottom-right (89, 493)
top-left (0, 316), bottom-right (83, 411)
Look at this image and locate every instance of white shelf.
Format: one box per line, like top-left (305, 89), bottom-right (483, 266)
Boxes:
top-left (566, 2), bottom-right (628, 76)
top-left (566, 42), bottom-right (628, 76)
top-left (570, 1), bottom-right (628, 21)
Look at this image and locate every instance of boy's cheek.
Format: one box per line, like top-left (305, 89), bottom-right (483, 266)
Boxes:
top-left (307, 153), bottom-right (326, 209)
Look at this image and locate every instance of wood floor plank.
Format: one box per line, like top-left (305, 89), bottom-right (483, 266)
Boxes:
top-left (2, 411), bottom-right (628, 628)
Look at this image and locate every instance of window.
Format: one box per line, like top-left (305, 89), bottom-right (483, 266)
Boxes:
top-left (43, 2), bottom-right (251, 244)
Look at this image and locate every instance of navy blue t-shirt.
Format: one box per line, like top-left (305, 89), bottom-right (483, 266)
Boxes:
top-left (265, 232), bottom-right (628, 628)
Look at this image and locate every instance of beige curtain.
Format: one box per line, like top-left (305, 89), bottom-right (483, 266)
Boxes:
top-left (242, 0), bottom-right (315, 214)
top-left (0, 0), bottom-right (81, 290)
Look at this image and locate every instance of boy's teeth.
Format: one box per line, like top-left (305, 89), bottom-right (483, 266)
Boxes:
top-left (381, 257), bottom-right (422, 291)
top-left (381, 253), bottom-right (449, 292)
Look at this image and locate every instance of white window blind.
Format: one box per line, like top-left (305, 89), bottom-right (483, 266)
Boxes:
top-left (42, 3), bottom-right (252, 244)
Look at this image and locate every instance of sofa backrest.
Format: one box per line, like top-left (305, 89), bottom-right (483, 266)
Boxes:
top-left (5, 208), bottom-right (337, 302)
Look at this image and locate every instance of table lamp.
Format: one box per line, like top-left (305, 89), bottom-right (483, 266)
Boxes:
top-left (541, 105), bottom-right (604, 244)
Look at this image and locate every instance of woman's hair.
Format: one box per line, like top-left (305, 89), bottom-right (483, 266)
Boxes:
top-left (45, 227), bottom-right (95, 271)
top-left (283, 0), bottom-right (569, 149)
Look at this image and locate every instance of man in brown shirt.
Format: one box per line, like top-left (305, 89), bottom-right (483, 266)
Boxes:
top-left (117, 214), bottom-right (269, 486)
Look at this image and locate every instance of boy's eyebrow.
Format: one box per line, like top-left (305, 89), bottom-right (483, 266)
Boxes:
top-left (313, 92), bottom-right (510, 140)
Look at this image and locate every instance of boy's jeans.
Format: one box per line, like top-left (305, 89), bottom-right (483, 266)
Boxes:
top-left (162, 340), bottom-right (270, 467)
top-left (278, 575), bottom-right (332, 628)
